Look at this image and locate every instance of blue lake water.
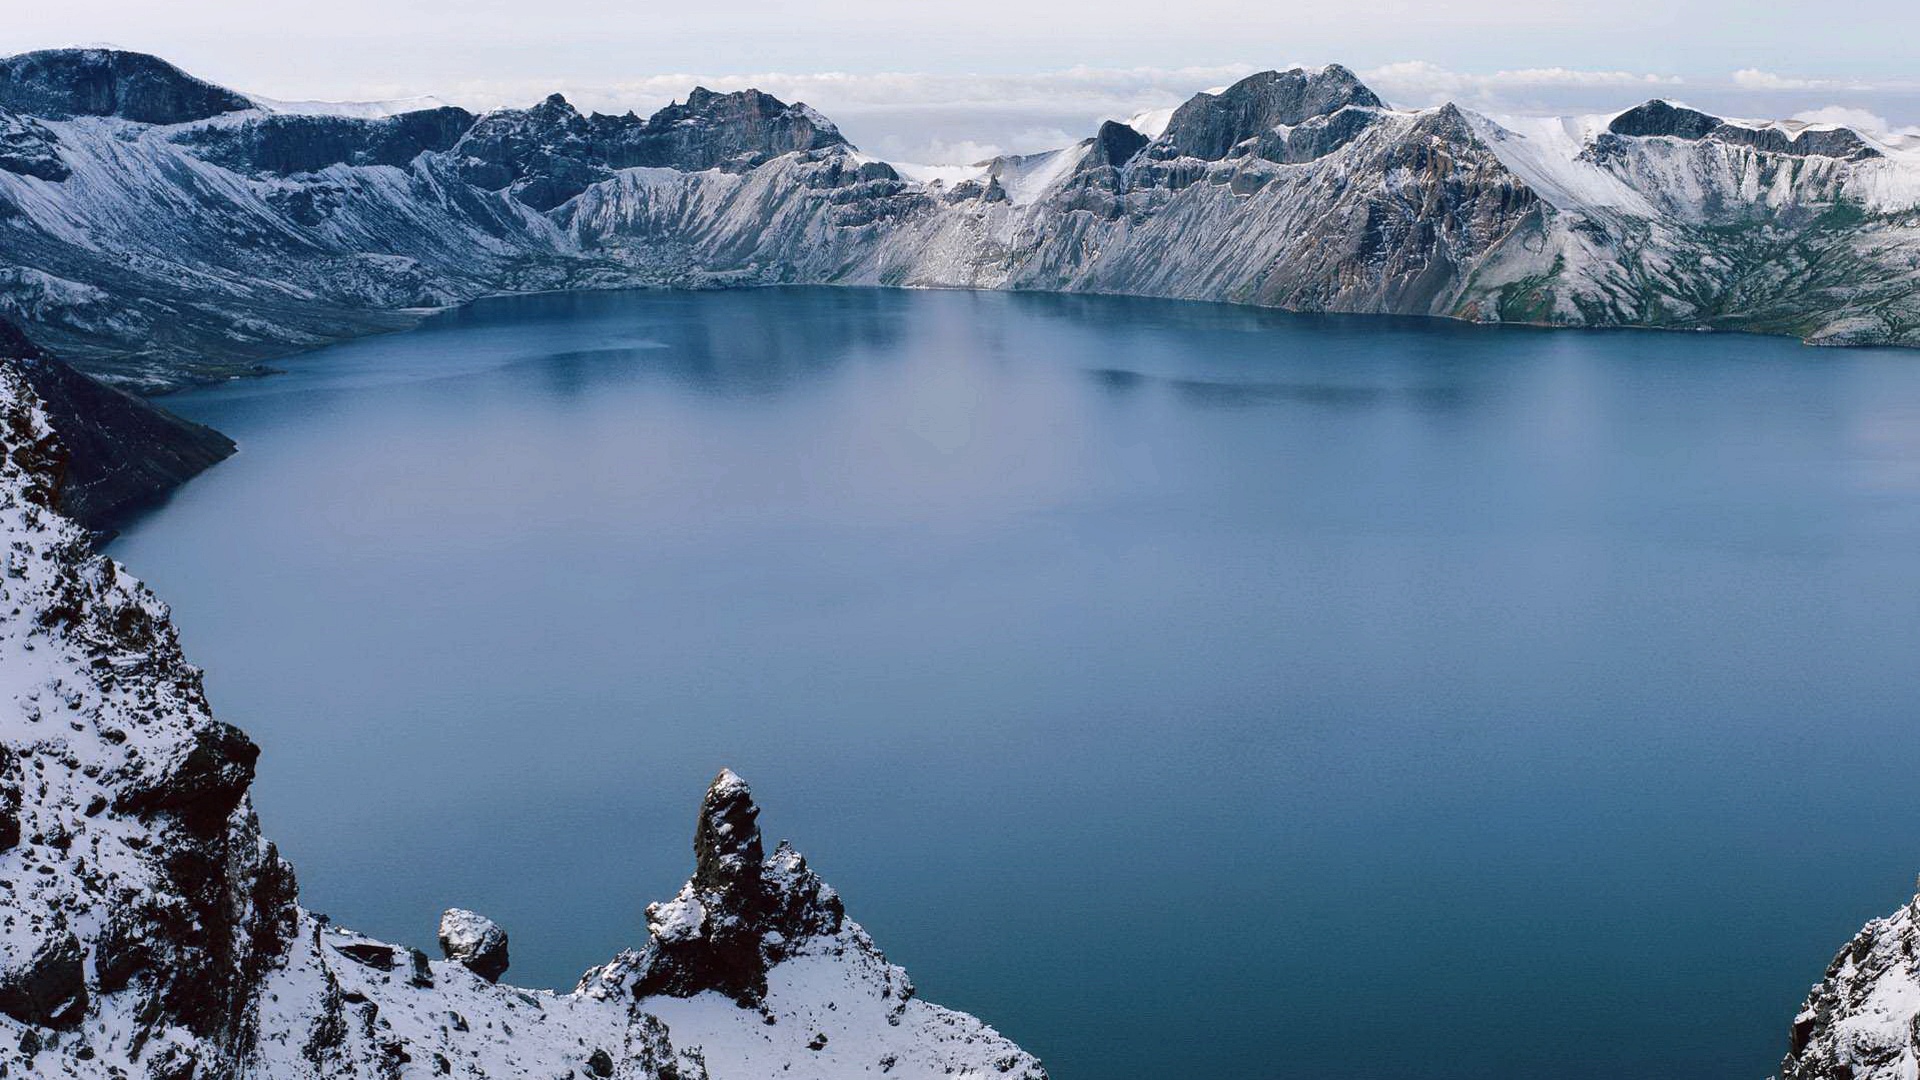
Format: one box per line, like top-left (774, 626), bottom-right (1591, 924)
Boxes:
top-left (111, 287), bottom-right (1920, 1079)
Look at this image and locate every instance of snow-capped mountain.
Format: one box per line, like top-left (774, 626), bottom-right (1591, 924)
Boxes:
top-left (0, 354), bottom-right (1044, 1078)
top-left (1, 49), bottom-right (1917, 390)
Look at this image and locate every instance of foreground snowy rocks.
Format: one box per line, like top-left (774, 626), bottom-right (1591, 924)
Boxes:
top-left (0, 359), bottom-right (1044, 1077)
top-left (439, 909), bottom-right (511, 983)
top-left (1779, 882), bottom-right (1920, 1080)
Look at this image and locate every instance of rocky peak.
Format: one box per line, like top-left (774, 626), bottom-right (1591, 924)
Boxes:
top-left (692, 767), bottom-right (764, 894)
top-left (623, 770), bottom-right (845, 1005)
top-left (1608, 99), bottom-right (1723, 139)
top-left (0, 48), bottom-right (253, 126)
top-left (595, 86), bottom-right (849, 172)
top-left (1154, 65), bottom-right (1385, 162)
top-left (1088, 120), bottom-right (1148, 169)
top-left (1605, 99), bottom-right (1879, 161)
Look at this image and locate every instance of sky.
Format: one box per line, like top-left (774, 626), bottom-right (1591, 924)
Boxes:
top-left (7, 0), bottom-right (1919, 163)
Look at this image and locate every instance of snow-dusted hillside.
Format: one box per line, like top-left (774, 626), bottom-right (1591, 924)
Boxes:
top-left (1779, 884), bottom-right (1920, 1080)
top-left (2, 49), bottom-right (1918, 389)
top-left (0, 356), bottom-right (1045, 1078)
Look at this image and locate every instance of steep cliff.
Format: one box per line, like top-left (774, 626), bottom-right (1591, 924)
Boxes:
top-left (0, 361), bottom-right (1044, 1078)
top-left (1779, 884), bottom-right (1920, 1080)
top-left (0, 319), bottom-right (232, 533)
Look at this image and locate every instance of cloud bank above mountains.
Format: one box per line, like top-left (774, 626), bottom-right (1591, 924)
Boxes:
top-left (280, 63), bottom-right (1920, 164)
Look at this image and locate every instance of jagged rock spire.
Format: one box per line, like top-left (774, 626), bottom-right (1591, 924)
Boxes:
top-left (692, 767), bottom-right (764, 894)
top-left (630, 770), bottom-right (844, 1005)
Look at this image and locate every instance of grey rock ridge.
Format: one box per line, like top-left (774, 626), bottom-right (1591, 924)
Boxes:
top-left (0, 48), bottom-right (1917, 390)
top-left (1778, 881), bottom-right (1920, 1080)
top-left (0, 358), bottom-right (1046, 1078)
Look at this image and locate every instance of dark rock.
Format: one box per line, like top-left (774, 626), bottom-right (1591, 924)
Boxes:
top-left (437, 909), bottom-right (509, 982)
top-left (0, 108), bottom-right (67, 180)
top-left (93, 908), bottom-right (158, 994)
top-left (595, 86), bottom-right (847, 172)
top-left (1709, 122), bottom-right (1882, 161)
top-left (0, 744), bottom-right (19, 852)
top-left (334, 943), bottom-right (398, 970)
top-left (587, 1047), bottom-right (615, 1077)
top-left (1089, 121), bottom-right (1147, 169)
top-left (406, 948), bottom-right (435, 988)
top-left (1, 320), bottom-right (235, 536)
top-left (1609, 100), bottom-right (1882, 162)
top-left (1246, 104), bottom-right (1382, 164)
top-left (0, 930), bottom-right (88, 1028)
top-left (113, 720), bottom-right (259, 836)
top-left (453, 86), bottom-right (846, 210)
top-left (1607, 100), bottom-right (1724, 139)
top-left (630, 769), bottom-right (846, 1005)
top-left (0, 49), bottom-right (251, 125)
top-left (451, 93), bottom-right (603, 209)
top-left (1155, 66), bottom-right (1383, 161)
top-left (172, 106), bottom-right (476, 177)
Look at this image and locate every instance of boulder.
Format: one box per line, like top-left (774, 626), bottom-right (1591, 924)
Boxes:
top-left (438, 909), bottom-right (509, 982)
top-left (0, 931), bottom-right (87, 1028)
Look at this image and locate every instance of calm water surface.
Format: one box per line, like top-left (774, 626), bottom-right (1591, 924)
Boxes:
top-left (111, 288), bottom-right (1920, 1080)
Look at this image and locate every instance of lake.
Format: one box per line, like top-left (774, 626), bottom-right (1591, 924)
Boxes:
top-left (110, 286), bottom-right (1920, 1079)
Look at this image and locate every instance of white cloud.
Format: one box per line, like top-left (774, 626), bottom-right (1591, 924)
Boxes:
top-left (353, 65), bottom-right (1266, 121)
top-left (1790, 106), bottom-right (1920, 139)
top-left (1733, 69), bottom-right (1850, 92)
top-left (1365, 61), bottom-right (1681, 95)
top-left (267, 62), bottom-right (1920, 164)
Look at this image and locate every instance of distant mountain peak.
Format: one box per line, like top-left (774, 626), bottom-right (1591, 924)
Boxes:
top-left (0, 47), bottom-right (252, 125)
top-left (1153, 65), bottom-right (1386, 161)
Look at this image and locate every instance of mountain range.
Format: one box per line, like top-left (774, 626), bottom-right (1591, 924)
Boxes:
top-left (0, 47), bottom-right (1916, 393)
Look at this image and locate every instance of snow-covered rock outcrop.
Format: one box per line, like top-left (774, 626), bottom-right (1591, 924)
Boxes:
top-left (1779, 884), bottom-right (1920, 1080)
top-left (2, 49), bottom-right (1918, 389)
top-left (0, 359), bottom-right (1045, 1078)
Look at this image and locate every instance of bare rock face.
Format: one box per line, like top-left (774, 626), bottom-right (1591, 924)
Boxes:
top-left (0, 48), bottom-right (251, 125)
top-left (1608, 99), bottom-right (1724, 139)
top-left (0, 319), bottom-right (234, 535)
top-left (170, 106), bottom-right (476, 177)
top-left (0, 108), bottom-right (66, 180)
top-left (1152, 65), bottom-right (1383, 161)
top-left (438, 908), bottom-right (510, 982)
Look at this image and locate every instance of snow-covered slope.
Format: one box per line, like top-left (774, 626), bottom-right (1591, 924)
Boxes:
top-left (3, 49), bottom-right (1920, 390)
top-left (1779, 884), bottom-right (1920, 1080)
top-left (0, 357), bottom-right (1045, 1078)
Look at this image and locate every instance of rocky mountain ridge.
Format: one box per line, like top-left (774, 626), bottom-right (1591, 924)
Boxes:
top-left (0, 49), bottom-right (1916, 390)
top-left (0, 359), bottom-right (1044, 1078)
